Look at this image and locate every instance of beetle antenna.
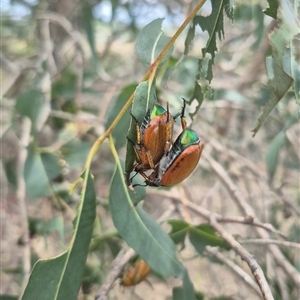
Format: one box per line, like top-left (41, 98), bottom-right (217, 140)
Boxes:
top-left (181, 98), bottom-right (186, 118)
top-left (166, 102), bottom-right (170, 123)
top-left (130, 112), bottom-right (139, 124)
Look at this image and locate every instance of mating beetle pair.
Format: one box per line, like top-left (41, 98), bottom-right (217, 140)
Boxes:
top-left (128, 99), bottom-right (204, 187)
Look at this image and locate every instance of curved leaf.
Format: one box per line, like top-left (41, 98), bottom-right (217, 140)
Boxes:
top-left (109, 159), bottom-right (184, 279)
top-left (252, 0), bottom-right (296, 136)
top-left (124, 80), bottom-right (156, 178)
top-left (135, 18), bottom-right (174, 65)
top-left (22, 171), bottom-right (96, 300)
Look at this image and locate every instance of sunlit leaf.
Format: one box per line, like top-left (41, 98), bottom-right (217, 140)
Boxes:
top-left (109, 160), bottom-right (184, 279)
top-left (252, 0), bottom-right (297, 136)
top-left (184, 0), bottom-right (233, 118)
top-left (135, 18), bottom-right (174, 65)
top-left (22, 171), bottom-right (96, 300)
top-left (191, 0), bottom-right (233, 83)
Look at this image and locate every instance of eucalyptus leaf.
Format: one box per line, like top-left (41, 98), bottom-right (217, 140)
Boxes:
top-left (135, 18), bottom-right (174, 65)
top-left (22, 172), bottom-right (96, 300)
top-left (252, 0), bottom-right (296, 136)
top-left (109, 159), bottom-right (184, 279)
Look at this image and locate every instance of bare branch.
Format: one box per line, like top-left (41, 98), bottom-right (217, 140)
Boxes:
top-left (209, 214), bottom-right (274, 300)
top-left (239, 239), bottom-right (300, 249)
top-left (16, 117), bottom-right (32, 299)
top-left (205, 246), bottom-right (262, 298)
top-left (203, 152), bottom-right (300, 288)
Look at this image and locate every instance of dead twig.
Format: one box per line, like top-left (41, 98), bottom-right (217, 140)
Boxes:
top-left (209, 214), bottom-right (274, 300)
top-left (203, 152), bottom-right (300, 289)
top-left (205, 246), bottom-right (262, 298)
top-left (16, 118), bottom-right (32, 299)
top-left (239, 238), bottom-right (300, 249)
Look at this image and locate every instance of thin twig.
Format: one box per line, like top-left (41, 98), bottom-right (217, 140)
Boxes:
top-left (94, 203), bottom-right (177, 299)
top-left (16, 118), bottom-right (32, 299)
top-left (239, 239), bottom-right (300, 249)
top-left (147, 190), bottom-right (286, 238)
top-left (95, 247), bottom-right (135, 300)
top-left (203, 152), bottom-right (300, 288)
top-left (205, 246), bottom-right (262, 298)
top-left (209, 214), bottom-right (274, 300)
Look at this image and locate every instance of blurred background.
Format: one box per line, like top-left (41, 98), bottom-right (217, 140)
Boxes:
top-left (1, 0), bottom-right (299, 299)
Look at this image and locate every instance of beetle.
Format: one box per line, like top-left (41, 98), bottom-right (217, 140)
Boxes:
top-left (120, 259), bottom-right (151, 287)
top-left (139, 128), bottom-right (204, 187)
top-left (129, 103), bottom-right (174, 173)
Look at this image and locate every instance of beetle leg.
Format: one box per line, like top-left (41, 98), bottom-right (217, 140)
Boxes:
top-left (164, 103), bottom-right (172, 153)
top-left (127, 136), bottom-right (142, 163)
top-left (180, 98), bottom-right (187, 130)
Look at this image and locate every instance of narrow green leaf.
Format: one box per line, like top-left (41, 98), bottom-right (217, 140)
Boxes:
top-left (124, 80), bottom-right (156, 179)
top-left (168, 219), bottom-right (190, 249)
top-left (24, 147), bottom-right (52, 199)
top-left (184, 25), bottom-right (196, 56)
top-left (194, 0), bottom-right (233, 83)
top-left (135, 18), bottom-right (174, 65)
top-left (265, 131), bottom-right (286, 183)
top-left (172, 270), bottom-right (196, 300)
top-left (189, 224), bottom-right (231, 255)
top-left (252, 0), bottom-right (296, 136)
top-left (109, 160), bottom-right (184, 279)
top-left (105, 84), bottom-right (137, 149)
top-left (22, 172), bottom-right (96, 300)
top-left (81, 1), bottom-right (98, 68)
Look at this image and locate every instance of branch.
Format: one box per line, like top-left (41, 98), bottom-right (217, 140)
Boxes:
top-left (203, 152), bottom-right (300, 288)
top-left (16, 117), bottom-right (32, 299)
top-left (239, 239), bottom-right (300, 250)
top-left (95, 247), bottom-right (135, 300)
top-left (209, 214), bottom-right (274, 300)
top-left (205, 246), bottom-right (262, 298)
top-left (148, 190), bottom-right (286, 238)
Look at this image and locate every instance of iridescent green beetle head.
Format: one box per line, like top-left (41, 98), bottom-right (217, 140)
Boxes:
top-left (179, 128), bottom-right (200, 147)
top-left (150, 104), bottom-right (166, 119)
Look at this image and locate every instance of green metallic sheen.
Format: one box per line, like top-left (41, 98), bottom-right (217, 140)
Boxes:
top-left (155, 128), bottom-right (200, 180)
top-left (150, 104), bottom-right (166, 119)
